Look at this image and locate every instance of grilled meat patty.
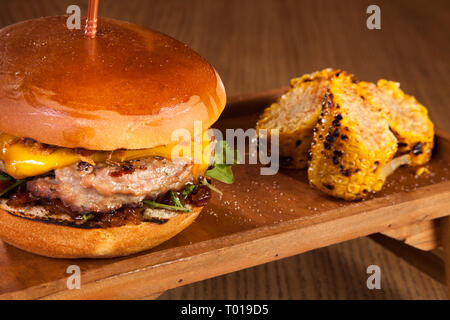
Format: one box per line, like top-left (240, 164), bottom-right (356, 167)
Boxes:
top-left (27, 157), bottom-right (195, 213)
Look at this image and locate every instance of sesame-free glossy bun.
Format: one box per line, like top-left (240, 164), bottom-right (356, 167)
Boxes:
top-left (0, 205), bottom-right (202, 258)
top-left (0, 16), bottom-right (226, 150)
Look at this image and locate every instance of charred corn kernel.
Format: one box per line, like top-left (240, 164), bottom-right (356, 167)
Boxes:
top-left (256, 69), bottom-right (340, 168)
top-left (308, 72), bottom-right (398, 200)
top-left (348, 184), bottom-right (360, 194)
top-left (336, 190), bottom-right (346, 198)
top-left (351, 174), bottom-right (364, 185)
top-left (372, 180), bottom-right (384, 192)
top-left (333, 175), bottom-right (349, 185)
top-left (366, 176), bottom-right (377, 187)
top-left (358, 80), bottom-right (434, 166)
top-left (348, 152), bottom-right (358, 161)
top-left (344, 160), bottom-right (357, 168)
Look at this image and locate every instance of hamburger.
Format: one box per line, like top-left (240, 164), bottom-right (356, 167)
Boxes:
top-left (0, 16), bottom-right (229, 258)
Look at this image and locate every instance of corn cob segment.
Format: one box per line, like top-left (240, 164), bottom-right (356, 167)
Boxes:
top-left (308, 72), bottom-right (398, 200)
top-left (256, 69), bottom-right (340, 168)
top-left (358, 80), bottom-right (434, 166)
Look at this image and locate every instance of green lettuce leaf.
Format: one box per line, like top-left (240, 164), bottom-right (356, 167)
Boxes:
top-left (181, 184), bottom-right (197, 199)
top-left (143, 200), bottom-right (191, 213)
top-left (0, 173), bottom-right (11, 182)
top-left (205, 140), bottom-right (239, 184)
top-left (170, 191), bottom-right (184, 208)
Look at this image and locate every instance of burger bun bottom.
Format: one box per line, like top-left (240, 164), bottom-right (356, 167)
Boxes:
top-left (0, 205), bottom-right (202, 258)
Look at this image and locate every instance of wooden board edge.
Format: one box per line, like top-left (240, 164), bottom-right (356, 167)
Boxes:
top-left (381, 219), bottom-right (441, 251)
top-left (2, 182), bottom-right (449, 300)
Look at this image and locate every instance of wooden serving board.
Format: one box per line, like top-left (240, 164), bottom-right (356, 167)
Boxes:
top-left (1, 88), bottom-right (449, 300)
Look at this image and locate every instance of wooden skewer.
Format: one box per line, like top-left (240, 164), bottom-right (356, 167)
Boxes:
top-left (85, 0), bottom-right (99, 38)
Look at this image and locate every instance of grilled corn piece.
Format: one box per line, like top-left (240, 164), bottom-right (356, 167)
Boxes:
top-left (256, 69), bottom-right (339, 168)
top-left (308, 72), bottom-right (400, 200)
top-left (358, 80), bottom-right (434, 166)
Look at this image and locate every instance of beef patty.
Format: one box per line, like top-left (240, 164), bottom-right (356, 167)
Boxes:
top-left (27, 157), bottom-right (195, 213)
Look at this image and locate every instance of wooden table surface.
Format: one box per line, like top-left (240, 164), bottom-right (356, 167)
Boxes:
top-left (0, 0), bottom-right (449, 299)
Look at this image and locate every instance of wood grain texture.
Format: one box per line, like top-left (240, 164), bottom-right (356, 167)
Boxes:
top-left (369, 234), bottom-right (445, 284)
top-left (381, 220), bottom-right (441, 251)
top-left (160, 237), bottom-right (447, 300)
top-left (0, 0), bottom-right (449, 299)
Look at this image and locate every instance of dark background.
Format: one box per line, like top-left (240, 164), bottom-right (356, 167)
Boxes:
top-left (0, 0), bottom-right (448, 299)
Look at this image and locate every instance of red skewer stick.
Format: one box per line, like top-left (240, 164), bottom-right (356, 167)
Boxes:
top-left (85, 0), bottom-right (99, 38)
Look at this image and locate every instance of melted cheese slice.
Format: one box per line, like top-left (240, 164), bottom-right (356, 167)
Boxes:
top-left (0, 133), bottom-right (212, 179)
